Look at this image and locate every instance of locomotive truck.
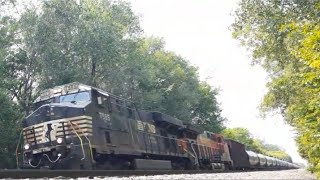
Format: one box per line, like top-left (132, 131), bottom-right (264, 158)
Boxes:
top-left (19, 82), bottom-right (299, 170)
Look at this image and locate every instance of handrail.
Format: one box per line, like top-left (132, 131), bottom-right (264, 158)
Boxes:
top-left (69, 121), bottom-right (86, 160)
top-left (71, 121), bottom-right (94, 162)
top-left (15, 130), bottom-right (23, 168)
top-left (191, 143), bottom-right (199, 165)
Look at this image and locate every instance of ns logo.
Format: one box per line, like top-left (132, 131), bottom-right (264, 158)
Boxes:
top-left (40, 122), bottom-right (59, 143)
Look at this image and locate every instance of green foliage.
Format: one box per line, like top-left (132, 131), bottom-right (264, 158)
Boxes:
top-left (0, 92), bottom-right (22, 168)
top-left (9, 0), bottom-right (225, 132)
top-left (223, 128), bottom-right (262, 152)
top-left (0, 0), bottom-right (226, 168)
top-left (223, 128), bottom-right (292, 161)
top-left (232, 0), bottom-right (320, 175)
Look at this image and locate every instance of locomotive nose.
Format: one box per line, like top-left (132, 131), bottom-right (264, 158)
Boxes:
top-left (22, 102), bottom-right (92, 166)
top-left (23, 105), bottom-right (51, 127)
top-left (48, 104), bottom-right (86, 120)
top-left (24, 103), bottom-right (86, 127)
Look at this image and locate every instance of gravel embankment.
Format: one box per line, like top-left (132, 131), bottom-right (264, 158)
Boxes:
top-left (80, 169), bottom-right (316, 180)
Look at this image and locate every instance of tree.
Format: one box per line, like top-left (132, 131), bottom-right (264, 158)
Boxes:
top-left (127, 37), bottom-right (225, 132)
top-left (222, 127), bottom-right (262, 152)
top-left (222, 127), bottom-right (292, 161)
top-left (0, 0), bottom-right (227, 168)
top-left (232, 0), bottom-right (320, 175)
top-left (0, 92), bottom-right (22, 168)
top-left (20, 0), bottom-right (225, 130)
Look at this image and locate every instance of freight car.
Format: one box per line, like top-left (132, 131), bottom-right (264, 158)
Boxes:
top-left (18, 82), bottom-right (299, 170)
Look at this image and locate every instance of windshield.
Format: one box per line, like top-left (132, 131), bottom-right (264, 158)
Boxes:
top-left (33, 98), bottom-right (55, 110)
top-left (59, 91), bottom-right (91, 103)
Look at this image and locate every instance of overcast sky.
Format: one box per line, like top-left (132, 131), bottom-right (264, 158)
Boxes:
top-left (126, 0), bottom-right (305, 164)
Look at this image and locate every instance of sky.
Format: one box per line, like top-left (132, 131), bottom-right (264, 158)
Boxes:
top-left (126, 0), bottom-right (305, 164)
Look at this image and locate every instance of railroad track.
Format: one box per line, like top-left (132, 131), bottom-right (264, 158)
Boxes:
top-left (0, 169), bottom-right (256, 179)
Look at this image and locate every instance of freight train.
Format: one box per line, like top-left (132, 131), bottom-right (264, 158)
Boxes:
top-left (19, 82), bottom-right (299, 170)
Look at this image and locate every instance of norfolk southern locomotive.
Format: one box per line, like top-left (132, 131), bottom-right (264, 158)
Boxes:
top-left (20, 82), bottom-right (299, 170)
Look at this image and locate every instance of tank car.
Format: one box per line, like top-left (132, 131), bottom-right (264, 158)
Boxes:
top-left (246, 151), bottom-right (260, 168)
top-left (257, 154), bottom-right (267, 167)
top-left (225, 139), bottom-right (298, 170)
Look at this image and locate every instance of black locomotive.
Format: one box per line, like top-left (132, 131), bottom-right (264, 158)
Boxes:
top-left (20, 82), bottom-right (299, 170)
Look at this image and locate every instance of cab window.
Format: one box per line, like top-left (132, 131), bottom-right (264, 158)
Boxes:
top-left (59, 91), bottom-right (91, 103)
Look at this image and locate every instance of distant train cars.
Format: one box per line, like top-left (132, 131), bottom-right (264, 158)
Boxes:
top-left (226, 139), bottom-right (299, 170)
top-left (19, 82), bottom-right (299, 170)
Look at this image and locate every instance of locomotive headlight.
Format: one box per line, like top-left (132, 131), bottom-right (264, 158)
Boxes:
top-left (56, 137), bottom-right (63, 144)
top-left (24, 144), bottom-right (30, 150)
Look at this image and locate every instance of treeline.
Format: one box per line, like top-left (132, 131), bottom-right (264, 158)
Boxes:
top-left (0, 0), bottom-right (225, 168)
top-left (232, 0), bottom-right (319, 176)
top-left (223, 128), bottom-right (292, 162)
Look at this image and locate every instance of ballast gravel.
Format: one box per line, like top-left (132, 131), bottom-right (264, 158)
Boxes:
top-left (80, 169), bottom-right (316, 180)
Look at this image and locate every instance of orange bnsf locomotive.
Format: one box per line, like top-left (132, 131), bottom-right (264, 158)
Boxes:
top-left (19, 82), bottom-right (299, 170)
